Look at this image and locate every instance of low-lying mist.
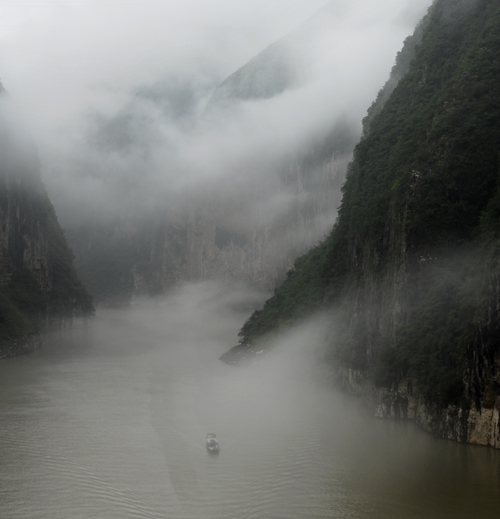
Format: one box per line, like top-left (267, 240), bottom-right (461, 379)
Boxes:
top-left (81, 280), bottom-right (473, 513)
top-left (1, 0), bottom-right (434, 304)
top-left (87, 279), bottom-right (346, 442)
top-left (2, 276), bottom-right (499, 517)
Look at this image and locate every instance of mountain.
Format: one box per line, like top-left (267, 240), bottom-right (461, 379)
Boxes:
top-left (69, 125), bottom-right (355, 304)
top-left (0, 87), bottom-right (94, 357)
top-left (67, 11), bottom-right (360, 305)
top-left (206, 40), bottom-right (298, 109)
top-left (226, 0), bottom-right (500, 448)
top-left (205, 1), bottom-right (343, 111)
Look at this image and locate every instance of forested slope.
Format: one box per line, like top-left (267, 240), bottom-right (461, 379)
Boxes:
top-left (0, 88), bottom-right (94, 356)
top-left (230, 0), bottom-right (500, 447)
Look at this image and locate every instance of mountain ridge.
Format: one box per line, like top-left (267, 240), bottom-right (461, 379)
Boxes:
top-left (226, 0), bottom-right (500, 448)
top-left (67, 9), bottom-right (361, 305)
top-left (0, 87), bottom-right (94, 357)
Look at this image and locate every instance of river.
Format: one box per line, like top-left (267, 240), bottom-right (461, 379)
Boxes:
top-left (0, 283), bottom-right (499, 518)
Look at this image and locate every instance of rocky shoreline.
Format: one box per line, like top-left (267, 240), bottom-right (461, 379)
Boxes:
top-left (0, 316), bottom-right (91, 360)
top-left (221, 343), bottom-right (500, 449)
top-left (337, 367), bottom-right (500, 450)
top-left (0, 334), bottom-right (45, 360)
top-left (219, 341), bottom-right (268, 365)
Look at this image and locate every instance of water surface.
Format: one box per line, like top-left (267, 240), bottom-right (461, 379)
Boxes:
top-left (0, 287), bottom-right (499, 518)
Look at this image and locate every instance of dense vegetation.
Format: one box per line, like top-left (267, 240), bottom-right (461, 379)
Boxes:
top-left (237, 0), bottom-right (500, 408)
top-left (0, 93), bottom-right (94, 346)
top-left (0, 191), bottom-right (94, 343)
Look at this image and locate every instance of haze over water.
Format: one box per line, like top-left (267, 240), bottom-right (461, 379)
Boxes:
top-left (0, 283), bottom-right (498, 519)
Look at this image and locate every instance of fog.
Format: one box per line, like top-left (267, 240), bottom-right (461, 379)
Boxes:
top-left (4, 4), bottom-right (500, 516)
top-left (0, 0), bottom-right (436, 338)
top-left (1, 0), bottom-right (432, 227)
top-left (2, 280), bottom-right (499, 518)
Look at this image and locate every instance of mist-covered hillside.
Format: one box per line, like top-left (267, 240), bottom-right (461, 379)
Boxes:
top-left (206, 41), bottom-right (297, 108)
top-left (0, 0), bottom-right (422, 307)
top-left (65, 7), bottom-right (369, 305)
top-left (0, 88), bottom-right (94, 356)
top-left (229, 0), bottom-right (500, 448)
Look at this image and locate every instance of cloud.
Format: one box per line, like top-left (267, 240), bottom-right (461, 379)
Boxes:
top-left (0, 0), bottom-right (433, 226)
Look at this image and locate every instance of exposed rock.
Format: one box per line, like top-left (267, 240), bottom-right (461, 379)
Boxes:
top-left (0, 87), bottom-right (94, 353)
top-left (0, 333), bottom-right (45, 359)
top-left (68, 136), bottom-right (353, 305)
top-left (337, 363), bottom-right (500, 449)
top-left (155, 150), bottom-right (349, 291)
top-left (227, 0), bottom-right (500, 450)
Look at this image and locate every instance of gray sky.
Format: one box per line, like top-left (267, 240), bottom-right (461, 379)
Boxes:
top-left (0, 0), bottom-right (327, 125)
top-left (0, 0), bottom-right (432, 225)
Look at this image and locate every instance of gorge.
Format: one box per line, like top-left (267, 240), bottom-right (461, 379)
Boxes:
top-left (1, 0), bottom-right (500, 516)
top-left (1, 8), bottom-right (500, 518)
top-left (228, 0), bottom-right (500, 449)
top-left (0, 85), bottom-right (93, 358)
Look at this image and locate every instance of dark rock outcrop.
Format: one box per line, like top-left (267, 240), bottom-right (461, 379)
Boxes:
top-left (67, 20), bottom-right (360, 305)
top-left (0, 86), bottom-right (94, 356)
top-left (230, 0), bottom-right (500, 448)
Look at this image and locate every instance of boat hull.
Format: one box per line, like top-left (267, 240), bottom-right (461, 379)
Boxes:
top-left (206, 433), bottom-right (219, 453)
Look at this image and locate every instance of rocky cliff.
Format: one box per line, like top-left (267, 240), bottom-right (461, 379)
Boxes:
top-left (229, 0), bottom-right (500, 448)
top-left (0, 87), bottom-right (94, 357)
top-left (154, 125), bottom-right (353, 292)
top-left (67, 21), bottom-right (360, 305)
top-left (69, 131), bottom-right (353, 304)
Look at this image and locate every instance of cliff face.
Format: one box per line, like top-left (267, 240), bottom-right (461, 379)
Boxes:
top-left (66, 217), bottom-right (160, 305)
top-left (154, 139), bottom-right (350, 291)
top-left (0, 91), bottom-right (94, 356)
top-left (232, 0), bottom-right (500, 448)
top-left (68, 136), bottom-right (352, 305)
top-left (67, 22), bottom-right (360, 305)
top-left (336, 365), bottom-right (500, 449)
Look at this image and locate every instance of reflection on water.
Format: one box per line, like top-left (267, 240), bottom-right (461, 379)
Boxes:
top-left (0, 285), bottom-right (499, 519)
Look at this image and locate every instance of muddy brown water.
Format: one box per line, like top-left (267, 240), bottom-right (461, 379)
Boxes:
top-left (0, 290), bottom-right (499, 519)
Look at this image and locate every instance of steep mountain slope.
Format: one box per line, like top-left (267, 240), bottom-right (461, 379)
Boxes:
top-left (206, 40), bottom-right (297, 108)
top-left (67, 12), bottom-right (360, 305)
top-left (205, 0), bottom-right (345, 110)
top-left (69, 127), bottom-right (354, 304)
top-left (0, 89), bottom-right (94, 357)
top-left (229, 0), bottom-right (500, 448)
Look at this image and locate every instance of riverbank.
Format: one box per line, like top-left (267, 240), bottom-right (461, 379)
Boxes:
top-left (0, 334), bottom-right (45, 359)
top-left (220, 342), bottom-right (500, 449)
top-left (337, 367), bottom-right (500, 450)
top-left (0, 316), bottom-right (92, 360)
